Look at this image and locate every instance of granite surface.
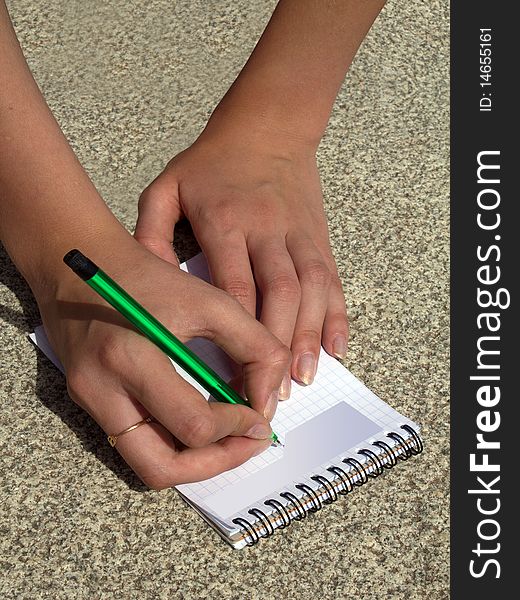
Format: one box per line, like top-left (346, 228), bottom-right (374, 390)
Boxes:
top-left (0, 1), bottom-right (449, 598)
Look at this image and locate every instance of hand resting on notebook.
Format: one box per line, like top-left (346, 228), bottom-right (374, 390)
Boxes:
top-left (135, 130), bottom-right (349, 398)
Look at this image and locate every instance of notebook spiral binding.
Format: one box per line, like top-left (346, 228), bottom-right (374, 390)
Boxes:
top-left (232, 424), bottom-right (423, 546)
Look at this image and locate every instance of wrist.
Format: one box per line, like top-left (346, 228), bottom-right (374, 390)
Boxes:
top-left (201, 98), bottom-right (322, 159)
top-left (11, 215), bottom-right (136, 305)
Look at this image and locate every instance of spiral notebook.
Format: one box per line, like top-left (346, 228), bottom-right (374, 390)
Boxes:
top-left (29, 253), bottom-right (423, 549)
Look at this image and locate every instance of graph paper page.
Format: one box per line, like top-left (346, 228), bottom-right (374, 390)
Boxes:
top-left (178, 254), bottom-right (417, 521)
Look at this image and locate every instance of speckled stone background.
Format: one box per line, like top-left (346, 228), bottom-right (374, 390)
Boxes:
top-left (0, 1), bottom-right (449, 598)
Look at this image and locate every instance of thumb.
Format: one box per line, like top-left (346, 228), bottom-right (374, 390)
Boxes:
top-left (134, 169), bottom-right (183, 266)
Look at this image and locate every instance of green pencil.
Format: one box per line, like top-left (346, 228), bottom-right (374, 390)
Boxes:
top-left (63, 249), bottom-right (281, 447)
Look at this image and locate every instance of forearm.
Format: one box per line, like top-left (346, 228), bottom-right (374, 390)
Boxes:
top-left (205, 0), bottom-right (385, 150)
top-left (0, 2), bottom-right (128, 298)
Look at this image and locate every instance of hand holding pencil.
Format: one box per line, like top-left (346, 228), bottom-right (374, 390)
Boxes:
top-left (40, 240), bottom-right (290, 489)
top-left (63, 249), bottom-right (283, 447)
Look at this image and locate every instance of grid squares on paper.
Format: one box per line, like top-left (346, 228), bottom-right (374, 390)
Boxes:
top-left (177, 346), bottom-right (418, 513)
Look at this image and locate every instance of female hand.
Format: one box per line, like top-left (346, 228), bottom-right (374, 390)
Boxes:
top-left (36, 237), bottom-right (290, 489)
top-left (133, 0), bottom-right (386, 398)
top-left (135, 126), bottom-right (349, 399)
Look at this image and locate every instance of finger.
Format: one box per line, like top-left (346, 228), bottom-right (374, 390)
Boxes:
top-left (200, 284), bottom-right (291, 420)
top-left (247, 236), bottom-right (301, 401)
top-left (248, 236), bottom-right (301, 348)
top-left (123, 426), bottom-right (272, 489)
top-left (134, 170), bottom-right (182, 266)
top-left (67, 356), bottom-right (273, 490)
top-left (198, 232), bottom-right (257, 317)
top-left (123, 345), bottom-right (275, 448)
top-left (157, 436), bottom-right (272, 486)
top-left (286, 234), bottom-right (331, 386)
top-left (321, 261), bottom-right (349, 360)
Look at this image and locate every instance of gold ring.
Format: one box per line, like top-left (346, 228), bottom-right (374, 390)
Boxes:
top-left (107, 416), bottom-right (156, 447)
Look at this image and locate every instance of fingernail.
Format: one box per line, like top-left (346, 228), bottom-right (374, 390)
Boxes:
top-left (296, 352), bottom-right (316, 385)
top-left (279, 374), bottom-right (291, 400)
top-left (263, 390), bottom-right (279, 421)
top-left (253, 438), bottom-right (272, 457)
top-left (332, 335), bottom-right (348, 359)
top-left (245, 423), bottom-right (273, 440)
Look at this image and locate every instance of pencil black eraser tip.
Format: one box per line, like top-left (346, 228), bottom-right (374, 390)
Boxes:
top-left (63, 249), bottom-right (98, 281)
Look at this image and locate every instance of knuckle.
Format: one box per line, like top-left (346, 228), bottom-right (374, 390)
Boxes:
top-left (294, 328), bottom-right (322, 347)
top-left (66, 367), bottom-right (90, 406)
top-left (182, 413), bottom-right (215, 448)
top-left (137, 186), bottom-right (154, 211)
top-left (139, 464), bottom-right (176, 491)
top-left (134, 237), bottom-right (165, 255)
top-left (138, 184), bottom-right (172, 215)
top-left (302, 260), bottom-right (331, 288)
top-left (222, 278), bottom-right (255, 305)
top-left (247, 197), bottom-right (278, 225)
top-left (330, 310), bottom-right (349, 328)
top-left (142, 480), bottom-right (170, 491)
top-left (268, 342), bottom-right (292, 371)
top-left (266, 273), bottom-right (301, 302)
top-left (95, 333), bottom-right (127, 372)
top-left (206, 201), bottom-right (237, 236)
top-left (331, 273), bottom-right (345, 293)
